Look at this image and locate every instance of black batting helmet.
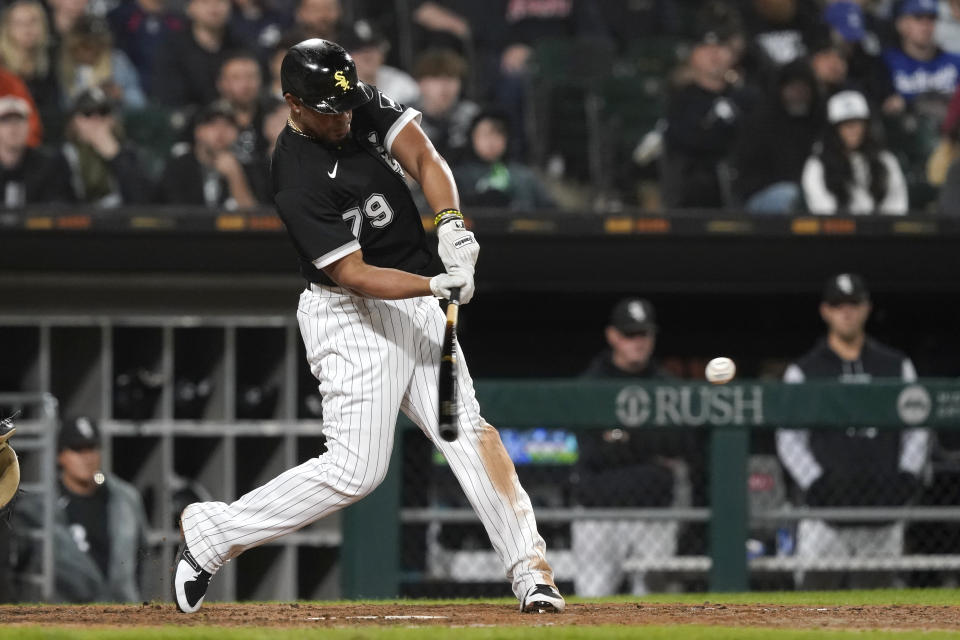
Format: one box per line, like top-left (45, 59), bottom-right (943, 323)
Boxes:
top-left (281, 39), bottom-right (374, 114)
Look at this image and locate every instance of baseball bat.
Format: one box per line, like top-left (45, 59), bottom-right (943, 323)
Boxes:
top-left (438, 287), bottom-right (461, 442)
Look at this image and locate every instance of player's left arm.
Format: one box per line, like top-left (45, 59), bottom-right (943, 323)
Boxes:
top-left (392, 121), bottom-right (479, 302)
top-left (390, 120), bottom-right (459, 213)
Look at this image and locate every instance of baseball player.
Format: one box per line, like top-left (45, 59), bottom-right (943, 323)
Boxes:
top-left (776, 273), bottom-right (929, 589)
top-left (173, 39), bottom-right (564, 614)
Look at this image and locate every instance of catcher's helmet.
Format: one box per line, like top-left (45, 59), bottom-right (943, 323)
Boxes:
top-left (281, 39), bottom-right (374, 114)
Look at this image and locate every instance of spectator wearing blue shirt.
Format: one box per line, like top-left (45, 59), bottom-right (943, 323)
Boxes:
top-left (882, 0), bottom-right (960, 109)
top-left (58, 16), bottom-right (147, 110)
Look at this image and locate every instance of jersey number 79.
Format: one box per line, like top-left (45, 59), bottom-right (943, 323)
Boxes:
top-left (341, 193), bottom-right (395, 239)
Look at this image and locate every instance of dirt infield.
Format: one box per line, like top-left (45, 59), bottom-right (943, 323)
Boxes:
top-left (3, 602), bottom-right (960, 631)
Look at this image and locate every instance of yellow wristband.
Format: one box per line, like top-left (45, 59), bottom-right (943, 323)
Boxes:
top-left (434, 208), bottom-right (463, 227)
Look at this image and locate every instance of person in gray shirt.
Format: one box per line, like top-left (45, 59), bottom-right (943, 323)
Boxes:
top-left (12, 417), bottom-right (148, 603)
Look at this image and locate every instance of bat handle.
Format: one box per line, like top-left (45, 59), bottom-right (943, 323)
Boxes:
top-left (439, 288), bottom-right (460, 442)
top-left (445, 287), bottom-right (461, 325)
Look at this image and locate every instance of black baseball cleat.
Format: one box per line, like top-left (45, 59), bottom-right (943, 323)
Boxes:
top-left (520, 583), bottom-right (565, 613)
top-left (172, 543), bottom-right (212, 613)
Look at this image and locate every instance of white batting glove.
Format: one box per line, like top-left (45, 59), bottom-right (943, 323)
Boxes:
top-left (428, 268), bottom-right (475, 304)
top-left (437, 218), bottom-right (479, 274)
top-left (429, 271), bottom-right (467, 301)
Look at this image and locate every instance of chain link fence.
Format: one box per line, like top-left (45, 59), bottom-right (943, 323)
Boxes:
top-left (394, 381), bottom-right (960, 597)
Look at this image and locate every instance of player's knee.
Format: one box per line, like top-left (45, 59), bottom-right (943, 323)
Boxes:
top-left (331, 469), bottom-right (387, 500)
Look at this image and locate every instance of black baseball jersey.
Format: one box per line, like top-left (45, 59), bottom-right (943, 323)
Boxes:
top-left (271, 86), bottom-right (433, 286)
top-left (785, 337), bottom-right (913, 383)
top-left (779, 337), bottom-right (924, 508)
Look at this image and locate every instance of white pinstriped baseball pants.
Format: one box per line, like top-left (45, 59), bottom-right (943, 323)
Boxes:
top-left (181, 285), bottom-right (555, 600)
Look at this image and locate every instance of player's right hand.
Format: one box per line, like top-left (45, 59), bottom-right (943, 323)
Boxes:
top-left (429, 270), bottom-right (473, 303)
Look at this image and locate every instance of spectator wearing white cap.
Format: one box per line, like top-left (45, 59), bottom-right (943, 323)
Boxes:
top-left (801, 90), bottom-right (907, 214)
top-left (0, 93), bottom-right (74, 207)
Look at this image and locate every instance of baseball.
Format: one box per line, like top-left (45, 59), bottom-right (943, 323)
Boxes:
top-left (705, 357), bottom-right (736, 384)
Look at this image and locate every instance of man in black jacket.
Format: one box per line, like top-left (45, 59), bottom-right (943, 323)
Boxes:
top-left (155, 100), bottom-right (256, 209)
top-left (574, 298), bottom-right (696, 596)
top-left (661, 29), bottom-right (745, 209)
top-left (776, 273), bottom-right (929, 589)
top-left (151, 0), bottom-right (243, 109)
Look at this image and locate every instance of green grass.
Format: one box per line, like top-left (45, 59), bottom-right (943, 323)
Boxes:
top-left (5, 627), bottom-right (960, 640)
top-left (635, 588), bottom-right (960, 607)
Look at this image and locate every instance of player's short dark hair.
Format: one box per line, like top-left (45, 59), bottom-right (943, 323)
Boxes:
top-left (413, 48), bottom-right (467, 80)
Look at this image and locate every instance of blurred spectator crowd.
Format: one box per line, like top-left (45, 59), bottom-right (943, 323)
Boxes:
top-left (1, 0), bottom-right (959, 214)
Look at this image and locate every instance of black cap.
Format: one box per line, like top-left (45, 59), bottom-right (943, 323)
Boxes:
top-left (70, 86), bottom-right (114, 117)
top-left (823, 273), bottom-right (870, 304)
top-left (807, 24), bottom-right (847, 55)
top-left (609, 297), bottom-right (657, 335)
top-left (58, 416), bottom-right (101, 451)
top-left (693, 1), bottom-right (743, 45)
top-left (339, 20), bottom-right (387, 52)
top-left (193, 99), bottom-right (237, 128)
top-left (281, 39), bottom-right (374, 114)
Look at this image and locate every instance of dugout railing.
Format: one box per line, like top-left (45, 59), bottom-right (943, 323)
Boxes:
top-left (344, 379), bottom-right (960, 597)
top-left (0, 314), bottom-right (343, 603)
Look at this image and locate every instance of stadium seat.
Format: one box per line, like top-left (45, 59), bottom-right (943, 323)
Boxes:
top-left (883, 112), bottom-right (942, 212)
top-left (122, 106), bottom-right (179, 182)
top-left (616, 37), bottom-right (686, 78)
top-left (596, 70), bottom-right (669, 205)
top-left (527, 37), bottom-right (617, 184)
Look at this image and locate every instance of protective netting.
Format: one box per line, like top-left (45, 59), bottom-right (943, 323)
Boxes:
top-left (398, 425), bottom-right (960, 596)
